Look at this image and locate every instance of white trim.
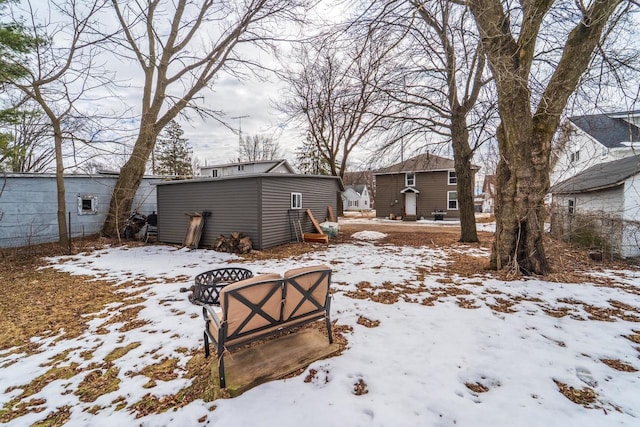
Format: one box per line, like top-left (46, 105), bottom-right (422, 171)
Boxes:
top-left (291, 192), bottom-right (302, 209)
top-left (77, 194), bottom-right (98, 215)
top-left (405, 172), bottom-right (415, 187)
top-left (400, 187), bottom-right (420, 194)
top-left (448, 170), bottom-right (457, 185)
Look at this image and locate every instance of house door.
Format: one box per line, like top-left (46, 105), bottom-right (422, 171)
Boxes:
top-left (405, 192), bottom-right (416, 216)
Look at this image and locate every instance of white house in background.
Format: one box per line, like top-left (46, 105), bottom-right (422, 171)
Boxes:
top-left (481, 175), bottom-right (496, 214)
top-left (550, 111), bottom-right (640, 185)
top-left (199, 159), bottom-right (295, 177)
top-left (550, 156), bottom-right (640, 258)
top-left (342, 184), bottom-right (371, 212)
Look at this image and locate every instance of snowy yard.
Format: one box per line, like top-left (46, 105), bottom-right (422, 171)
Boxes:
top-left (1, 231), bottom-right (639, 426)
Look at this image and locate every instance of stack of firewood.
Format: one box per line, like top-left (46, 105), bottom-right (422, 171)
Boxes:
top-left (214, 232), bottom-right (253, 254)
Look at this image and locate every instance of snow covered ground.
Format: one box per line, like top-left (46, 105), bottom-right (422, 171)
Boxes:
top-left (1, 235), bottom-right (640, 426)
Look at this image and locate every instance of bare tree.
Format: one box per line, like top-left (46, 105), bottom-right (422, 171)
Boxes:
top-left (279, 31), bottom-right (397, 178)
top-left (6, 0), bottom-right (112, 247)
top-left (103, 0), bottom-right (309, 236)
top-left (366, 1), bottom-right (496, 242)
top-left (239, 134), bottom-right (282, 161)
top-left (0, 105), bottom-right (55, 172)
top-left (466, 0), bottom-right (634, 274)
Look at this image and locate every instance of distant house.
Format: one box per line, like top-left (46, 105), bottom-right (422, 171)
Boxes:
top-left (200, 159), bottom-right (294, 178)
top-left (550, 111), bottom-right (640, 185)
top-left (0, 172), bottom-right (160, 248)
top-left (550, 156), bottom-right (640, 258)
top-left (342, 185), bottom-right (372, 211)
top-left (481, 175), bottom-right (496, 214)
top-left (156, 173), bottom-right (344, 250)
top-left (374, 153), bottom-right (479, 220)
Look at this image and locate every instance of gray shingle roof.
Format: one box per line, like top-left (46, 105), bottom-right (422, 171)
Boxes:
top-left (551, 155), bottom-right (640, 194)
top-left (375, 153), bottom-right (478, 174)
top-left (569, 113), bottom-right (640, 148)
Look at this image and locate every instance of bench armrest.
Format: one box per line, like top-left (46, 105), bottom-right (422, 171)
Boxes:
top-left (203, 305), bottom-right (222, 329)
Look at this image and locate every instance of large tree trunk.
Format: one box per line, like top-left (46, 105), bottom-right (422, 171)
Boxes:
top-left (102, 123), bottom-right (156, 237)
top-left (451, 110), bottom-right (478, 243)
top-left (490, 123), bottom-right (551, 275)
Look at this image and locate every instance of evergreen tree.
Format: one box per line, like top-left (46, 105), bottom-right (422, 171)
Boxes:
top-left (155, 120), bottom-right (193, 176)
top-left (295, 133), bottom-right (331, 175)
top-left (0, 0), bottom-right (36, 167)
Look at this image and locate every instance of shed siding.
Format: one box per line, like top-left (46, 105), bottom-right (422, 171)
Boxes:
top-left (375, 171), bottom-right (459, 219)
top-left (0, 175), bottom-right (157, 248)
top-left (260, 177), bottom-right (339, 249)
top-left (156, 179), bottom-right (260, 247)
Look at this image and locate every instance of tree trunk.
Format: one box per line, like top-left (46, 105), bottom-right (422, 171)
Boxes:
top-left (490, 121), bottom-right (551, 275)
top-left (53, 120), bottom-right (69, 248)
top-left (102, 123), bottom-right (155, 237)
top-left (451, 110), bottom-right (478, 243)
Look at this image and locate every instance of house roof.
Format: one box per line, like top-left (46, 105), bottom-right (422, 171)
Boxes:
top-left (374, 153), bottom-right (478, 175)
top-left (569, 113), bottom-right (640, 148)
top-left (200, 158), bottom-right (294, 172)
top-left (352, 184), bottom-right (366, 194)
top-left (551, 155), bottom-right (640, 194)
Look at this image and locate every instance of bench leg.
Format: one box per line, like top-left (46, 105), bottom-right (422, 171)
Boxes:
top-left (325, 316), bottom-right (334, 344)
top-left (204, 331), bottom-right (210, 358)
top-left (218, 353), bottom-right (226, 389)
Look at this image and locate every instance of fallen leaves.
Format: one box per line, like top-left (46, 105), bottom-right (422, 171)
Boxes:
top-left (554, 380), bottom-right (597, 407)
top-left (353, 378), bottom-right (368, 396)
top-left (356, 315), bottom-right (380, 328)
top-left (600, 359), bottom-right (638, 372)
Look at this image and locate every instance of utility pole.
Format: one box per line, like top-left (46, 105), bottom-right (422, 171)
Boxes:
top-left (231, 115), bottom-right (249, 162)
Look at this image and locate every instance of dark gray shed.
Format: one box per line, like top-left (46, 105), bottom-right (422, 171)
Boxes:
top-left (156, 173), bottom-right (344, 249)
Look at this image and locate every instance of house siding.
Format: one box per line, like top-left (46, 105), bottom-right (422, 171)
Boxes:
top-left (551, 187), bottom-right (637, 257)
top-left (375, 171), bottom-right (460, 219)
top-left (0, 174), bottom-right (158, 248)
top-left (156, 179), bottom-right (260, 247)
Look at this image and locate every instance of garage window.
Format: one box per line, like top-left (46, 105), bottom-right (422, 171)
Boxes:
top-left (291, 193), bottom-right (302, 209)
top-left (78, 194), bottom-right (98, 215)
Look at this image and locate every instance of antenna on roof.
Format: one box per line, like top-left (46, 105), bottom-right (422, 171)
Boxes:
top-left (231, 115), bottom-right (249, 162)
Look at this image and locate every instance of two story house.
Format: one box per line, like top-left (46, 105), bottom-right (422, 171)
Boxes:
top-left (374, 153), bottom-right (478, 221)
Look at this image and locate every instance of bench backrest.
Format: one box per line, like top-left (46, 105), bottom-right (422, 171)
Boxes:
top-left (219, 273), bottom-right (283, 340)
top-left (283, 265), bottom-right (332, 322)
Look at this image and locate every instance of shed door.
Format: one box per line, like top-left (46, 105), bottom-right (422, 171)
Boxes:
top-left (405, 192), bottom-right (416, 216)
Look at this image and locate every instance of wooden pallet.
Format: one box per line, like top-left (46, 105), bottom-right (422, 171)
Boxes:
top-left (303, 233), bottom-right (329, 243)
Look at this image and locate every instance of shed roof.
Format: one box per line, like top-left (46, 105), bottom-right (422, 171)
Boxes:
top-left (374, 153), bottom-right (479, 175)
top-left (569, 113), bottom-right (640, 148)
top-left (550, 155), bottom-right (640, 194)
top-left (154, 173), bottom-right (345, 191)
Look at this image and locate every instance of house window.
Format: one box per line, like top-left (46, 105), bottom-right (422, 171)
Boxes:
top-left (211, 169), bottom-right (218, 177)
top-left (570, 150), bottom-right (580, 163)
top-left (406, 172), bottom-right (415, 187)
top-left (237, 165), bottom-right (245, 171)
top-left (568, 199), bottom-right (575, 215)
top-left (77, 194), bottom-right (98, 215)
top-left (447, 191), bottom-right (458, 210)
top-left (291, 192), bottom-right (302, 209)
top-left (448, 171), bottom-right (457, 185)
